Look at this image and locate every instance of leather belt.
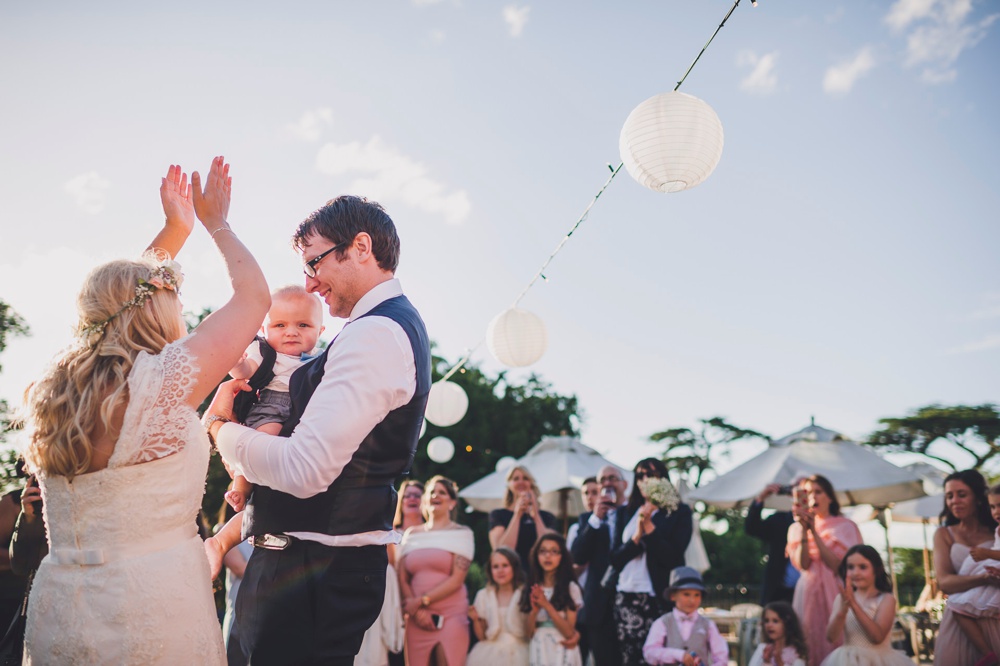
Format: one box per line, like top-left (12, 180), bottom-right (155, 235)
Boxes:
top-left (251, 533), bottom-right (294, 550)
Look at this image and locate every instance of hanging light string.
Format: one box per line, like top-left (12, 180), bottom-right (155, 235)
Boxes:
top-left (436, 0), bottom-right (750, 385)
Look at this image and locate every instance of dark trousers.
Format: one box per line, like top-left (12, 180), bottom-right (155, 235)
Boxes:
top-left (236, 540), bottom-right (387, 666)
top-left (586, 618), bottom-right (622, 666)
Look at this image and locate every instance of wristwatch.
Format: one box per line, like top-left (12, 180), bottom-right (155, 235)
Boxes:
top-left (204, 414), bottom-right (231, 449)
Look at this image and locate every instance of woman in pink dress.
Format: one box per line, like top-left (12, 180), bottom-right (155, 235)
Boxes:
top-left (398, 475), bottom-right (474, 666)
top-left (786, 474), bottom-right (862, 666)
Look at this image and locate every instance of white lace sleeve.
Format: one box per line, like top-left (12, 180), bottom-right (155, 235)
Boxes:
top-left (114, 339), bottom-right (200, 467)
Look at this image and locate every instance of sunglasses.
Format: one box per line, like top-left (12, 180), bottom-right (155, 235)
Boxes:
top-left (635, 471), bottom-right (661, 481)
top-left (303, 240), bottom-right (351, 277)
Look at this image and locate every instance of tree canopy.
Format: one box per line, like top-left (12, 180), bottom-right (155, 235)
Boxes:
top-left (0, 299), bottom-right (30, 451)
top-left (866, 403), bottom-right (1000, 471)
top-left (649, 416), bottom-right (768, 487)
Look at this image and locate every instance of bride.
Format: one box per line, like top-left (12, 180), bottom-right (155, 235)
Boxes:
top-left (20, 157), bottom-right (269, 664)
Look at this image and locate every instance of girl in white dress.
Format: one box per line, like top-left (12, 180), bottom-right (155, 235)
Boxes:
top-left (21, 158), bottom-right (270, 665)
top-left (521, 534), bottom-right (583, 666)
top-left (947, 484), bottom-right (1000, 666)
top-left (821, 545), bottom-right (911, 666)
top-left (747, 601), bottom-right (806, 666)
top-left (468, 547), bottom-right (530, 666)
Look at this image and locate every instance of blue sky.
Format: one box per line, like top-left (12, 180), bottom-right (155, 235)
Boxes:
top-left (1, 0), bottom-right (997, 478)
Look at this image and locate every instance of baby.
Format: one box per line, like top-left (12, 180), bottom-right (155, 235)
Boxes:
top-left (224, 285), bottom-right (325, 511)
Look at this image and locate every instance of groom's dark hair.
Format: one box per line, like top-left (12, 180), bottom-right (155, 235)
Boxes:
top-left (292, 195), bottom-right (400, 273)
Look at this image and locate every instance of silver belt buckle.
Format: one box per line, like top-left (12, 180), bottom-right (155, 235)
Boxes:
top-left (252, 533), bottom-right (292, 550)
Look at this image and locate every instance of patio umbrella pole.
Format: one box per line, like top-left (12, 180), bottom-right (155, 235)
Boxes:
top-left (922, 519), bottom-right (932, 590)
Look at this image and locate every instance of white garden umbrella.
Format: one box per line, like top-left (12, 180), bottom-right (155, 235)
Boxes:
top-left (687, 420), bottom-right (926, 511)
top-left (459, 435), bottom-right (630, 519)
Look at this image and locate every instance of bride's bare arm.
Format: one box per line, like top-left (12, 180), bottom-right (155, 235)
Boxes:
top-left (147, 165), bottom-right (195, 259)
top-left (182, 157), bottom-right (270, 408)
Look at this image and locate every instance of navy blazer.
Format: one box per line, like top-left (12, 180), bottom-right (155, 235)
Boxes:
top-left (745, 501), bottom-right (795, 604)
top-left (609, 502), bottom-right (693, 602)
top-left (570, 507), bottom-right (627, 626)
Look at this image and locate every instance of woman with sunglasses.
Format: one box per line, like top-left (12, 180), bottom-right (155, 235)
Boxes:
top-left (609, 458), bottom-right (693, 666)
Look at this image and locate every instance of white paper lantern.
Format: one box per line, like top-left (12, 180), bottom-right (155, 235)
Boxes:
top-left (619, 91), bottom-right (724, 193)
top-left (427, 436), bottom-right (455, 464)
top-left (495, 456), bottom-right (517, 473)
top-left (487, 308), bottom-right (548, 368)
top-left (424, 380), bottom-right (469, 427)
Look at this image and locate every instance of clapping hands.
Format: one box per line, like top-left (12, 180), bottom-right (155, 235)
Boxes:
top-left (159, 165), bottom-right (194, 236)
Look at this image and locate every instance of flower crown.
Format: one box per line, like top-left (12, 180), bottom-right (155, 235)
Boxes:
top-left (78, 259), bottom-right (184, 346)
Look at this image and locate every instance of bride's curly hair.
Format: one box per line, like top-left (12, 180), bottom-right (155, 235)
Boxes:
top-left (22, 256), bottom-right (185, 479)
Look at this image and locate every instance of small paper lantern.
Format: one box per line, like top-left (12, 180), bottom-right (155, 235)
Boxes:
top-left (427, 436), bottom-right (455, 464)
top-left (619, 91), bottom-right (724, 193)
top-left (495, 456), bottom-right (517, 473)
top-left (487, 308), bottom-right (548, 368)
top-left (424, 380), bottom-right (469, 427)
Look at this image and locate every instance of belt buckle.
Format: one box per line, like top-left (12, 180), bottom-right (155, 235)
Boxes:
top-left (252, 533), bottom-right (292, 550)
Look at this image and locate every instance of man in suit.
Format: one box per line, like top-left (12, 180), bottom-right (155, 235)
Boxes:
top-left (571, 464), bottom-right (628, 666)
top-left (745, 483), bottom-right (798, 604)
top-left (207, 196), bottom-right (431, 665)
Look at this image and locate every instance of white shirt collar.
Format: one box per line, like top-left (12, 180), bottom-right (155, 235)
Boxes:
top-left (349, 278), bottom-right (403, 322)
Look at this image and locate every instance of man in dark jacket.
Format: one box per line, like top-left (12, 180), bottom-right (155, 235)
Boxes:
top-left (745, 483), bottom-right (798, 604)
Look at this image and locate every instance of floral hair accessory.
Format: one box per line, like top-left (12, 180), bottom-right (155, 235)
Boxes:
top-left (78, 258), bottom-right (184, 346)
top-left (639, 476), bottom-right (681, 513)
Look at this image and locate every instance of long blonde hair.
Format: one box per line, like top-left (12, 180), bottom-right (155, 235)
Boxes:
top-left (23, 257), bottom-right (185, 479)
top-left (503, 465), bottom-right (542, 509)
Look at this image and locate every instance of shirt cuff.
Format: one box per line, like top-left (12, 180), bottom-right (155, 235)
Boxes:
top-left (588, 514), bottom-right (603, 529)
top-left (215, 421), bottom-right (246, 477)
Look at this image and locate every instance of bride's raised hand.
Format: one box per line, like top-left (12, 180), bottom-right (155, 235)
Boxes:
top-left (191, 156), bottom-right (232, 230)
top-left (159, 164), bottom-right (194, 236)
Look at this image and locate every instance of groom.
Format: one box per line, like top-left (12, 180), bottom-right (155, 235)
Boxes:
top-left (207, 195), bottom-right (430, 665)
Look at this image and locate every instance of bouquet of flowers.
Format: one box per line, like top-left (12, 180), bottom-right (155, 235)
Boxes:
top-left (639, 477), bottom-right (681, 513)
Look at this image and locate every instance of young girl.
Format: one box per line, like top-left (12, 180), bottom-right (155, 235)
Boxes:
top-left (468, 547), bottom-right (530, 666)
top-left (748, 601), bottom-right (807, 666)
top-left (821, 545), bottom-right (911, 666)
top-left (520, 534), bottom-right (583, 666)
top-left (947, 484), bottom-right (1000, 666)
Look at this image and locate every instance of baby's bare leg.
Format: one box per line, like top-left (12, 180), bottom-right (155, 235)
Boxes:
top-left (256, 422), bottom-right (283, 436)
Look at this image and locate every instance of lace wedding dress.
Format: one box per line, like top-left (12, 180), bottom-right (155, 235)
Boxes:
top-left (24, 339), bottom-right (226, 665)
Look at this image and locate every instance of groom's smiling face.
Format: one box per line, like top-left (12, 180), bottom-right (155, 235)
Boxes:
top-left (302, 233), bottom-right (360, 319)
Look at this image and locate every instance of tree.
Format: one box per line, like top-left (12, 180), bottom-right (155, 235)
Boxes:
top-left (866, 404), bottom-right (1000, 472)
top-left (0, 300), bottom-right (30, 458)
top-left (649, 417), bottom-right (768, 487)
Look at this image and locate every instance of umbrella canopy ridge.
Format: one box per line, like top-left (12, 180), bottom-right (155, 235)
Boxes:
top-left (459, 435), bottom-right (631, 517)
top-left (687, 421), bottom-right (927, 511)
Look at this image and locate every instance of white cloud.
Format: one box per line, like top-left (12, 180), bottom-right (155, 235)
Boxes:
top-left (823, 47), bottom-right (875, 95)
top-left (737, 50), bottom-right (779, 95)
top-left (885, 0), bottom-right (999, 84)
top-left (315, 136), bottom-right (471, 225)
top-left (947, 334), bottom-right (1000, 354)
top-left (430, 29), bottom-right (446, 43)
top-left (65, 172), bottom-right (110, 214)
top-left (503, 5), bottom-right (530, 38)
top-left (285, 108), bottom-right (334, 142)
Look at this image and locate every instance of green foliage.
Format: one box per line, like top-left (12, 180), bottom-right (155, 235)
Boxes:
top-left (867, 404), bottom-right (1000, 471)
top-left (649, 417), bottom-right (768, 487)
top-left (0, 300), bottom-right (31, 371)
top-left (699, 507), bottom-right (766, 587)
top-left (465, 560), bottom-right (487, 600)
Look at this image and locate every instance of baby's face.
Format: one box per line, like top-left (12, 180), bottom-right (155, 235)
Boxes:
top-left (262, 295), bottom-right (324, 356)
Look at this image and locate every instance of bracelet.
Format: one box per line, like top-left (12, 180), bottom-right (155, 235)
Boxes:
top-left (204, 414), bottom-right (231, 449)
top-left (211, 226), bottom-right (234, 240)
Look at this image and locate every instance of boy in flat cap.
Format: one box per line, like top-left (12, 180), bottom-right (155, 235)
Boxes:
top-left (641, 566), bottom-right (728, 666)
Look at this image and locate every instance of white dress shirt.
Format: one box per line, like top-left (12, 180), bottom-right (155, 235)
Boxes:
top-left (617, 507), bottom-right (658, 594)
top-left (217, 279), bottom-right (417, 547)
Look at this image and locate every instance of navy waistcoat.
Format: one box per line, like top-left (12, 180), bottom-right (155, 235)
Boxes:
top-left (243, 294), bottom-right (431, 539)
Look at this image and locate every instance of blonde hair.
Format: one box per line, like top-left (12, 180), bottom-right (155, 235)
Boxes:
top-left (23, 257), bottom-right (185, 479)
top-left (503, 465), bottom-right (542, 509)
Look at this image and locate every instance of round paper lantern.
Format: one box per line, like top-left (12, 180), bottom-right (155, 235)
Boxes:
top-left (495, 456), bottom-right (517, 473)
top-left (424, 380), bottom-right (469, 427)
top-left (427, 436), bottom-right (455, 464)
top-left (619, 91), bottom-right (724, 193)
top-left (487, 307), bottom-right (548, 368)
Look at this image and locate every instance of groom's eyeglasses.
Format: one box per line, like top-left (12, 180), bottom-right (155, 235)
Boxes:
top-left (303, 241), bottom-right (350, 277)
